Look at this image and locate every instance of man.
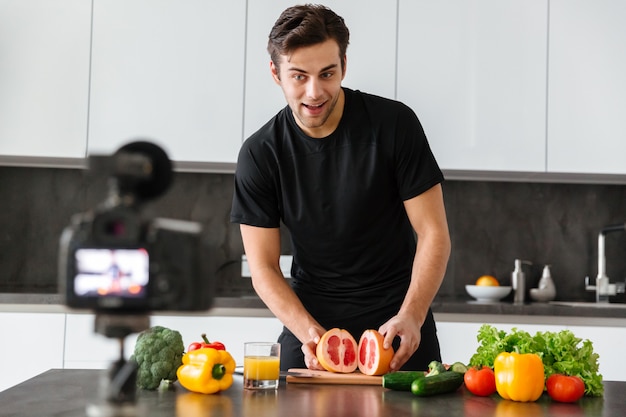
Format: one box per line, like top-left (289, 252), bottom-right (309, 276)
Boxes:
top-left (231, 4), bottom-right (450, 372)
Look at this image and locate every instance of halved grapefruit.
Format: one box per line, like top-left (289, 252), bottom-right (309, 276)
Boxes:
top-left (316, 328), bottom-right (358, 373)
top-left (357, 329), bottom-right (394, 376)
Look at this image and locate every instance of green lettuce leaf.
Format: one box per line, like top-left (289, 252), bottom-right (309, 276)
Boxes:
top-left (468, 324), bottom-right (604, 396)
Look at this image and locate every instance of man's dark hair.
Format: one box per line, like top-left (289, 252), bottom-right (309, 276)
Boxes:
top-left (268, 4), bottom-right (350, 73)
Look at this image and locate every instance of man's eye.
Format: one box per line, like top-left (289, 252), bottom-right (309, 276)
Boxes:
top-left (321, 72), bottom-right (333, 79)
top-left (294, 74), bottom-right (305, 81)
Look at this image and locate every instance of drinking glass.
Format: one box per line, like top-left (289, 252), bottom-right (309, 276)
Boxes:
top-left (243, 342), bottom-right (281, 390)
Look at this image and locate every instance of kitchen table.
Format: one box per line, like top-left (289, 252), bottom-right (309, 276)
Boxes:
top-left (0, 369), bottom-right (622, 417)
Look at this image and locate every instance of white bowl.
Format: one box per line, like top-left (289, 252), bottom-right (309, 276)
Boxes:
top-left (465, 285), bottom-right (512, 303)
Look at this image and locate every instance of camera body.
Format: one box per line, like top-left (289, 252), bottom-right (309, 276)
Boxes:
top-left (58, 142), bottom-right (214, 313)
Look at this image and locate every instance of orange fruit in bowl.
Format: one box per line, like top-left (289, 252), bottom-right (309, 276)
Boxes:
top-left (357, 329), bottom-right (394, 376)
top-left (475, 275), bottom-right (499, 286)
top-left (316, 328), bottom-right (358, 373)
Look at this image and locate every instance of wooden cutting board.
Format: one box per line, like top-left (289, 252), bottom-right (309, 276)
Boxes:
top-left (286, 368), bottom-right (383, 385)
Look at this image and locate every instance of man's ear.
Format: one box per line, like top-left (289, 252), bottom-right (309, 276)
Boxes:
top-left (270, 61), bottom-right (281, 84)
top-left (341, 55), bottom-right (347, 80)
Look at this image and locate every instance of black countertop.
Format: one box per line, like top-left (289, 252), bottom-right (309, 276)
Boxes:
top-left (0, 369), bottom-right (621, 417)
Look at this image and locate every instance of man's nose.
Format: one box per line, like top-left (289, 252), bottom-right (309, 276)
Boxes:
top-left (305, 78), bottom-right (323, 99)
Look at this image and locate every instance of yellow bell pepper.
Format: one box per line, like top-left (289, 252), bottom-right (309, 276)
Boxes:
top-left (177, 347), bottom-right (236, 394)
top-left (494, 352), bottom-right (544, 402)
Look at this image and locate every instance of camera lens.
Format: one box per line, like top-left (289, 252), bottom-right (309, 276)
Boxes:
top-left (106, 220), bottom-right (126, 237)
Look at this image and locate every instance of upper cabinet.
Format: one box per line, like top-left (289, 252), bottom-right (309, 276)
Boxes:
top-left (397, 0), bottom-right (548, 172)
top-left (243, 0), bottom-right (398, 140)
top-left (0, 0), bottom-right (91, 158)
top-left (547, 0), bottom-right (626, 175)
top-left (88, 0), bottom-right (246, 163)
top-left (2, 1), bottom-right (625, 179)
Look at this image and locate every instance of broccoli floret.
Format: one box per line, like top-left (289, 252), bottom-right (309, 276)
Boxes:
top-left (131, 325), bottom-right (184, 390)
top-left (426, 360), bottom-right (447, 376)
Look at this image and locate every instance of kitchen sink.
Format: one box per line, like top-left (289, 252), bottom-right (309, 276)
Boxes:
top-left (549, 301), bottom-right (626, 309)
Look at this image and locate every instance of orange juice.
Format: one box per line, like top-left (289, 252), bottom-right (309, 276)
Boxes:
top-left (244, 356), bottom-right (280, 380)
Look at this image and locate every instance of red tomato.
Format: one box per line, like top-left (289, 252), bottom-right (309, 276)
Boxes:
top-left (546, 374), bottom-right (585, 403)
top-left (464, 366), bottom-right (497, 397)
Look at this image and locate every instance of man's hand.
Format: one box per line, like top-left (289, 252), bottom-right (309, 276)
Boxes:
top-left (300, 326), bottom-right (326, 370)
top-left (378, 313), bottom-right (422, 371)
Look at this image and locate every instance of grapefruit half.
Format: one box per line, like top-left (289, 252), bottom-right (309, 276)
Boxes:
top-left (316, 328), bottom-right (358, 373)
top-left (357, 329), bottom-right (394, 376)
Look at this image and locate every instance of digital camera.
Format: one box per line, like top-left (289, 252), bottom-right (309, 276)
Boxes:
top-left (58, 141), bottom-right (214, 313)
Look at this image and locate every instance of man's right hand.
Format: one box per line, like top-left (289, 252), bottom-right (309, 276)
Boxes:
top-left (301, 326), bottom-right (326, 370)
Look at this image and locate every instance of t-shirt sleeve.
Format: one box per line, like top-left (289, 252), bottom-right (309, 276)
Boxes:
top-left (230, 140), bottom-right (281, 228)
top-left (393, 104), bottom-right (444, 201)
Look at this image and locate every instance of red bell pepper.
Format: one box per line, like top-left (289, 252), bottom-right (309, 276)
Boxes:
top-left (187, 334), bottom-right (226, 352)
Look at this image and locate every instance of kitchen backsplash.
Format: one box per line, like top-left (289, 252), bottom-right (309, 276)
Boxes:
top-left (1, 166), bottom-right (624, 303)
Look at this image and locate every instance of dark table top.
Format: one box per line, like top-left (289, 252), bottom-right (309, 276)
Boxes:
top-left (0, 369), bottom-right (622, 417)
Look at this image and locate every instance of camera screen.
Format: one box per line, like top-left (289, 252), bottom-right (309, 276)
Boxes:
top-left (73, 248), bottom-right (149, 299)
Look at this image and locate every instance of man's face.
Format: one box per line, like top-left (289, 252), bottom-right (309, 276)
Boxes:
top-left (271, 39), bottom-right (346, 138)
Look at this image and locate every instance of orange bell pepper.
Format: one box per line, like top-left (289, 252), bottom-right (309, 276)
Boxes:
top-left (494, 352), bottom-right (544, 402)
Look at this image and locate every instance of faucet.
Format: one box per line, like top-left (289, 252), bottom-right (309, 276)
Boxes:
top-left (585, 223), bottom-right (626, 303)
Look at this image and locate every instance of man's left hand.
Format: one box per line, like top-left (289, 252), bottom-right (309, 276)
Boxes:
top-left (378, 313), bottom-right (422, 371)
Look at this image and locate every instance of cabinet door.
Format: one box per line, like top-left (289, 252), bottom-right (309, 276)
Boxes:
top-left (88, 0), bottom-right (246, 163)
top-left (243, 0), bottom-right (398, 140)
top-left (64, 313), bottom-right (136, 369)
top-left (0, 0), bottom-right (90, 158)
top-left (150, 315), bottom-right (283, 366)
top-left (64, 314), bottom-right (283, 369)
top-left (436, 319), bottom-right (625, 382)
top-left (397, 0), bottom-right (548, 172)
top-left (436, 321), bottom-right (562, 364)
top-left (547, 0), bottom-right (626, 175)
top-left (0, 313), bottom-right (65, 392)
top-left (567, 325), bottom-right (626, 382)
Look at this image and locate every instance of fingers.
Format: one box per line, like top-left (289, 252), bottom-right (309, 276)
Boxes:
top-left (379, 323), bottom-right (397, 350)
top-left (309, 326), bottom-right (322, 344)
top-left (390, 344), bottom-right (410, 371)
top-left (301, 341), bottom-right (321, 369)
top-left (380, 316), bottom-right (422, 371)
top-left (301, 325), bottom-right (326, 370)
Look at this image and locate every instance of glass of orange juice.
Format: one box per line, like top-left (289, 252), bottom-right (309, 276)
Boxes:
top-left (243, 342), bottom-right (281, 390)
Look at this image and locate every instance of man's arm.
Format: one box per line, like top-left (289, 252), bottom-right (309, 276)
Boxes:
top-left (378, 183), bottom-right (451, 371)
top-left (240, 224), bottom-right (326, 369)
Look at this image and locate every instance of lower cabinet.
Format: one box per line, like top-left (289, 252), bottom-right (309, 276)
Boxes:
top-left (2, 310), bottom-right (623, 392)
top-left (63, 313), bottom-right (283, 370)
top-left (436, 318), bottom-right (626, 382)
top-left (0, 312), bottom-right (66, 392)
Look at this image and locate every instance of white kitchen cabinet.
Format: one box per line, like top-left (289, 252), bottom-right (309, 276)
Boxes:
top-left (150, 315), bottom-right (283, 366)
top-left (567, 325), bottom-right (626, 382)
top-left (397, 0), bottom-right (548, 172)
top-left (0, 312), bottom-right (66, 392)
top-left (63, 313), bottom-right (136, 370)
top-left (547, 0), bottom-right (626, 175)
top-left (436, 318), bottom-right (626, 382)
top-left (0, 0), bottom-right (90, 158)
top-left (243, 0), bottom-right (398, 140)
top-left (436, 321), bottom-right (563, 365)
top-left (88, 0), bottom-right (246, 163)
top-left (63, 313), bottom-right (283, 370)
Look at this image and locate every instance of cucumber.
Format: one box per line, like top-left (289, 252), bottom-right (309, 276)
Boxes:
top-left (410, 371), bottom-right (464, 397)
top-left (382, 371), bottom-right (426, 391)
top-left (449, 361), bottom-right (468, 374)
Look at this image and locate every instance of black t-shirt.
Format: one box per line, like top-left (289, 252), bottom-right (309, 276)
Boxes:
top-left (231, 88), bottom-right (443, 331)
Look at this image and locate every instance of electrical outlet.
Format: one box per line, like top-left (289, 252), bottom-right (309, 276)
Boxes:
top-left (241, 255), bottom-right (292, 278)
